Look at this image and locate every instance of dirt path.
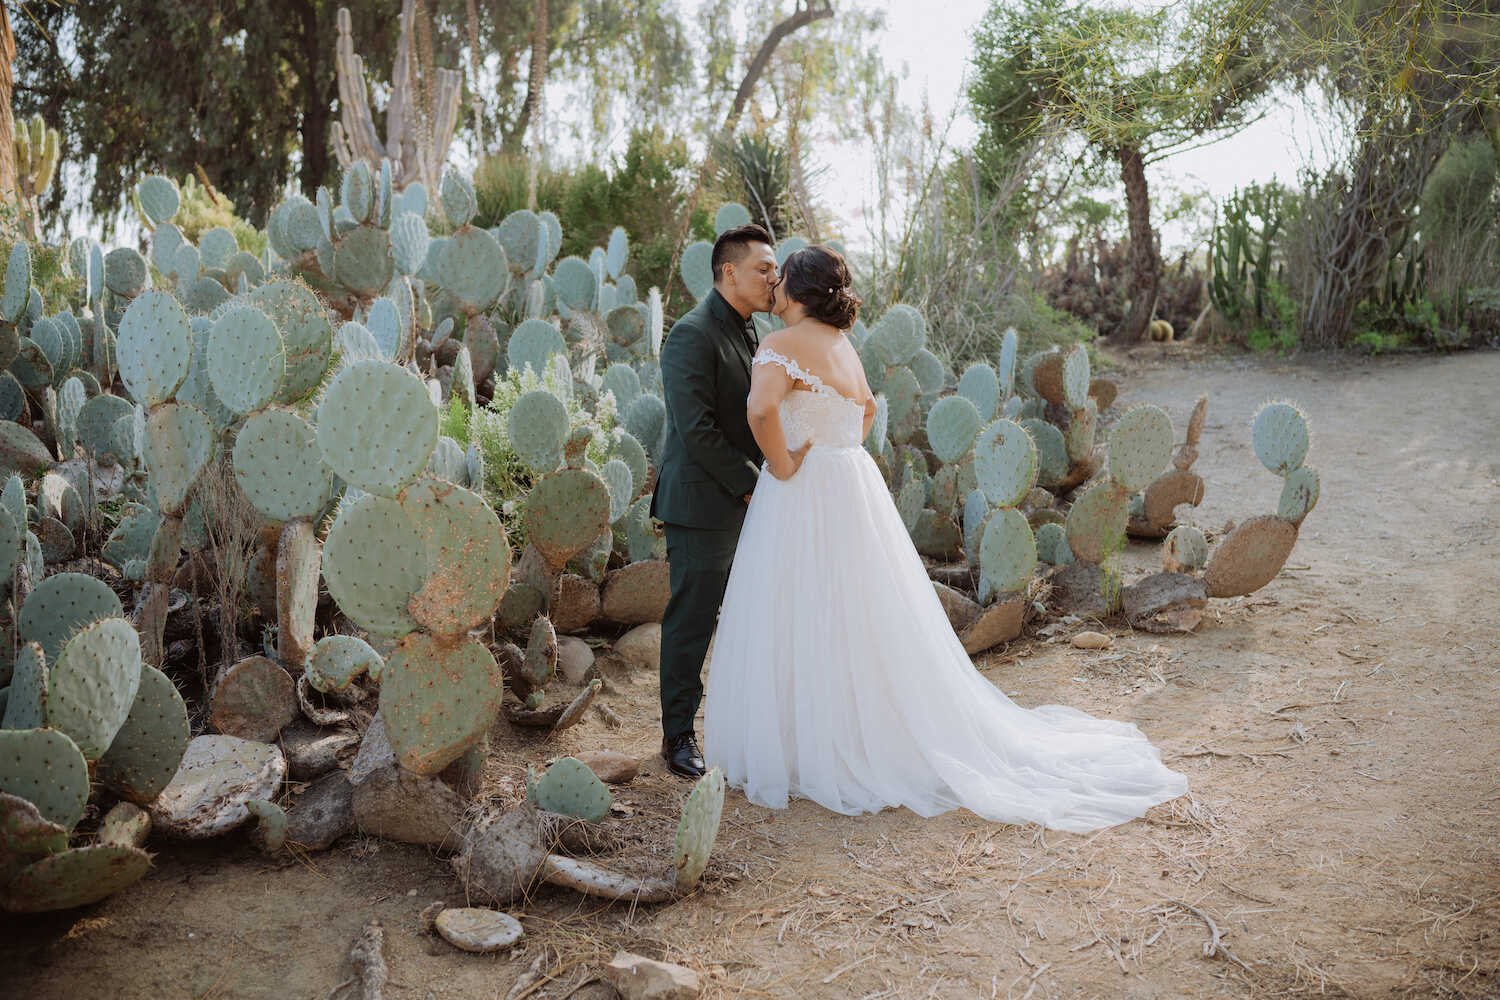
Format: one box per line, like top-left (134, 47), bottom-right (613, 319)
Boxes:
top-left (6, 350), bottom-right (1498, 1000)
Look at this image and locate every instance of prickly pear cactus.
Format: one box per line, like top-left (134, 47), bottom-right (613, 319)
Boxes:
top-left (96, 663), bottom-right (191, 805)
top-left (1107, 406), bottom-right (1174, 494)
top-left (317, 360), bottom-right (439, 498)
top-left (523, 616), bottom-right (558, 689)
top-left (0, 728), bottom-right (90, 829)
top-left (979, 508), bottom-right (1037, 598)
top-left (523, 469), bottom-right (612, 570)
top-left (973, 419), bottom-right (1039, 507)
top-left (1251, 401), bottom-right (1309, 476)
top-left (673, 767), bottom-right (726, 893)
top-left (1, 843), bottom-right (153, 913)
top-left (1162, 525), bottom-right (1209, 573)
top-left (926, 396), bottom-right (983, 465)
top-left (45, 618), bottom-right (143, 761)
top-left (207, 304), bottom-right (285, 414)
top-left (117, 291), bottom-right (193, 407)
top-left (232, 409), bottom-right (335, 522)
top-left (306, 634), bottom-right (384, 694)
top-left (508, 389), bottom-right (569, 473)
top-left (531, 757), bottom-right (612, 823)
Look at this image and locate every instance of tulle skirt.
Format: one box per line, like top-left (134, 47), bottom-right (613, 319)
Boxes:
top-left (703, 444), bottom-right (1189, 833)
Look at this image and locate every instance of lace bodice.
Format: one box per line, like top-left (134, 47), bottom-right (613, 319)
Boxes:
top-left (753, 348), bottom-right (864, 449)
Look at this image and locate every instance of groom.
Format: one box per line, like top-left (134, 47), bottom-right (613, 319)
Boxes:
top-left (650, 224), bottom-right (778, 778)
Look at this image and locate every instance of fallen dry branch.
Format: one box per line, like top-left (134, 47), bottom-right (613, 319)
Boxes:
top-left (1157, 899), bottom-right (1252, 972)
top-left (327, 920), bottom-right (388, 1000)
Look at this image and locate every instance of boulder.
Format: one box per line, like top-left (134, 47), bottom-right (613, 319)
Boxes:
top-left (348, 716), bottom-right (472, 849)
top-left (573, 750), bottom-right (638, 785)
top-left (959, 595), bottom-right (1028, 655)
top-left (280, 719), bottom-right (361, 781)
top-left (613, 623), bottom-right (661, 673)
top-left (1122, 571), bottom-right (1207, 633)
top-left (556, 636), bottom-right (597, 685)
top-left (285, 771), bottom-right (355, 851)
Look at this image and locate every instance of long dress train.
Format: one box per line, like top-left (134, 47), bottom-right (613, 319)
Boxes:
top-left (702, 349), bottom-right (1188, 833)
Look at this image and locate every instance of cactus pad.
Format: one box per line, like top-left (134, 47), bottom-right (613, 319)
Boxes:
top-left (868, 305), bottom-right (926, 366)
top-left (508, 389), bottom-right (570, 473)
top-left (1066, 479), bottom-right (1131, 565)
top-left (532, 757), bottom-right (611, 822)
top-left (399, 478), bottom-right (512, 636)
top-left (105, 246), bottom-right (149, 297)
top-left (979, 508), bottom-right (1037, 596)
top-left (1019, 418), bottom-right (1067, 489)
top-left (148, 734), bottom-right (286, 838)
top-left (1203, 515), bottom-right (1299, 598)
top-left (380, 633), bottom-right (504, 775)
top-left (957, 363), bottom-right (1000, 420)
top-left (673, 767), bottom-right (726, 893)
top-left (0, 792), bottom-right (67, 882)
top-left (244, 280), bottom-right (333, 402)
top-left (96, 663), bottom-right (190, 805)
top-left (206, 305), bottom-right (285, 414)
top-left (322, 493), bottom-right (426, 638)
top-left (20, 572), bottom-right (125, 667)
top-left (523, 468), bottom-right (612, 569)
top-left (1107, 405), bottom-right (1174, 494)
top-left (306, 634), bottom-right (384, 694)
top-left (0, 728), bottom-right (89, 829)
top-left (47, 617), bottom-right (143, 761)
top-left (507, 319), bottom-right (567, 376)
top-left (714, 202), bottom-right (752, 234)
top-left (1, 643), bottom-right (47, 730)
top-left (883, 367), bottom-right (922, 443)
top-left (1033, 521), bottom-right (1073, 566)
top-left (910, 349), bottom-right (947, 397)
top-left (1277, 465), bottom-right (1320, 525)
top-left (601, 458), bottom-right (635, 523)
top-left (317, 360), bottom-right (439, 498)
top-left (438, 227), bottom-right (508, 313)
top-left (973, 419), bottom-right (1039, 507)
top-left (553, 255), bottom-right (597, 311)
top-left (232, 408), bottom-right (334, 522)
top-left (601, 364), bottom-right (641, 411)
top-left (1252, 401), bottom-right (1309, 475)
top-left (1162, 525), bottom-right (1209, 573)
top-left (117, 291), bottom-right (192, 407)
top-left (1061, 344), bottom-right (1091, 409)
top-left (1, 844), bottom-right (153, 913)
top-left (624, 393), bottom-right (667, 458)
top-left (137, 174), bottom-right (180, 226)
top-left (523, 615), bottom-right (558, 688)
top-left (142, 402), bottom-right (215, 515)
top-left (680, 241), bottom-right (713, 301)
top-left (926, 396), bottom-right (983, 464)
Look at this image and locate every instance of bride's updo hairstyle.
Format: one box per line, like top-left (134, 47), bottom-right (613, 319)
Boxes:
top-left (779, 244), bottom-right (861, 330)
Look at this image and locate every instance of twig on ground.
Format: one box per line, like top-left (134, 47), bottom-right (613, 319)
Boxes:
top-left (328, 920), bottom-right (387, 1000)
top-left (1158, 900), bottom-right (1252, 972)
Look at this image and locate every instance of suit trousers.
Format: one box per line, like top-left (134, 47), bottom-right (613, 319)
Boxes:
top-left (659, 517), bottom-right (744, 739)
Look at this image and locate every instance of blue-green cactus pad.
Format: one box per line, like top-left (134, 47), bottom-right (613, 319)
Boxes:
top-left (1107, 405), bottom-right (1174, 494)
top-left (0, 728), bottom-right (89, 830)
top-left (322, 492), bottom-right (426, 638)
top-left (980, 507), bottom-right (1037, 596)
top-left (244, 280), bottom-right (334, 403)
top-left (438, 227), bottom-right (508, 313)
top-left (507, 319), bottom-right (566, 376)
top-left (47, 617), bottom-right (142, 761)
top-left (232, 408), bottom-right (333, 522)
top-left (1, 643), bottom-right (48, 730)
top-left (674, 767), bottom-right (726, 892)
top-left (19, 572), bottom-right (124, 666)
top-left (1, 843), bottom-right (153, 913)
top-left (1066, 479), bottom-right (1130, 564)
top-left (317, 360), bottom-right (439, 498)
top-left (714, 202), bottom-right (752, 235)
top-left (136, 175), bottom-right (181, 226)
top-left (207, 304), bottom-right (288, 416)
top-left (399, 478), bottom-right (512, 637)
top-left (523, 468), bottom-right (612, 569)
top-left (926, 395), bottom-right (983, 464)
top-left (117, 291), bottom-right (192, 407)
top-left (1034, 520), bottom-right (1073, 566)
top-left (680, 242), bottom-right (713, 302)
top-left (532, 756), bottom-right (612, 822)
top-left (142, 402), bottom-right (215, 515)
top-left (95, 662), bottom-right (189, 805)
top-left (380, 633), bottom-right (504, 775)
top-left (306, 634), bottom-right (383, 695)
top-left (957, 363), bottom-right (1000, 420)
top-left (1252, 401), bottom-right (1310, 476)
top-left (333, 225), bottom-right (395, 298)
top-left (868, 304), bottom-right (927, 366)
top-left (1277, 465), bottom-right (1320, 524)
top-left (973, 418), bottom-right (1039, 507)
top-left (1062, 344), bottom-right (1091, 409)
top-left (507, 389), bottom-right (570, 473)
top-left (1020, 418), bottom-right (1068, 489)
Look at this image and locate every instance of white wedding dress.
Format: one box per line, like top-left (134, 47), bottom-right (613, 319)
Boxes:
top-left (702, 349), bottom-right (1189, 833)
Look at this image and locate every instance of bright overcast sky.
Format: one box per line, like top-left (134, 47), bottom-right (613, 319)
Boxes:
top-left (819, 0), bottom-right (1339, 251)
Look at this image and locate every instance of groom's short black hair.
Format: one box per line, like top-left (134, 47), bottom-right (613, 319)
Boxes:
top-left (711, 224), bottom-right (774, 283)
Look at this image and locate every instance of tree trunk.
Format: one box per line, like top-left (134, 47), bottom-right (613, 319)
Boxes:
top-left (1111, 144), bottom-right (1159, 346)
top-left (297, 2), bottom-right (330, 197)
top-left (723, 1), bottom-right (834, 136)
top-left (0, 2), bottom-right (17, 205)
top-left (504, 0), bottom-right (548, 159)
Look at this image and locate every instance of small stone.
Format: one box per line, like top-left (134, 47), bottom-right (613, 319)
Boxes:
top-left (556, 636), bottom-right (597, 685)
top-left (604, 951), bottom-right (701, 1000)
top-left (573, 750), bottom-right (638, 785)
top-left (613, 623), bottom-right (661, 672)
top-left (434, 908), bottom-right (524, 953)
top-left (285, 771), bottom-right (355, 851)
top-left (959, 596), bottom-right (1027, 655)
top-left (1071, 630), bottom-right (1112, 649)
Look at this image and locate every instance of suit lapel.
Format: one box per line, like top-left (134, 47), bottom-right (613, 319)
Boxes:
top-left (708, 290), bottom-right (754, 382)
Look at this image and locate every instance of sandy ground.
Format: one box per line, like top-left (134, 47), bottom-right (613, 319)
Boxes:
top-left (4, 348), bottom-right (1498, 1000)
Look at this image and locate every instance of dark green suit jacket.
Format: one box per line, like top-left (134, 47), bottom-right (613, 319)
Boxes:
top-left (650, 289), bottom-right (763, 529)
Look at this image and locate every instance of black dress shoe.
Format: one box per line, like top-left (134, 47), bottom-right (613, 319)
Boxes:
top-left (662, 732), bottom-right (706, 779)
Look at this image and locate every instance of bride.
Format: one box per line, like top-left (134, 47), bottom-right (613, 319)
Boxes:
top-left (702, 244), bottom-right (1188, 832)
